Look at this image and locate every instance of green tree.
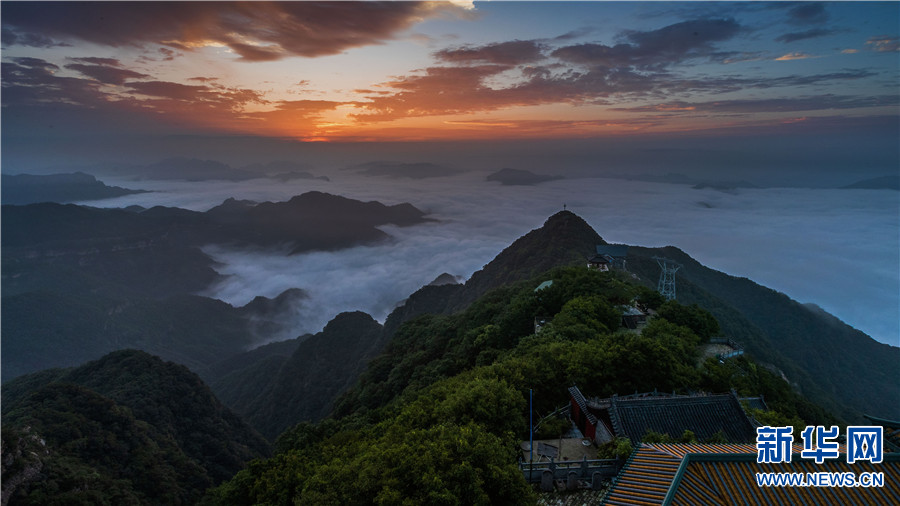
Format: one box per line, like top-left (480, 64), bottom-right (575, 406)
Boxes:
top-left (552, 295), bottom-right (621, 338)
top-left (655, 300), bottom-right (720, 340)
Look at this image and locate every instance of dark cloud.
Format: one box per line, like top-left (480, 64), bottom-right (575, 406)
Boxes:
top-left (354, 18), bottom-right (748, 121)
top-left (867, 35), bottom-right (900, 53)
top-left (353, 52), bottom-right (873, 123)
top-left (670, 70), bottom-right (877, 94)
top-left (1, 26), bottom-right (68, 48)
top-left (552, 18), bottom-right (742, 69)
top-left (352, 63), bottom-right (638, 121)
top-left (121, 81), bottom-right (268, 122)
top-left (1, 1), bottom-right (463, 61)
top-left (125, 81), bottom-right (212, 101)
top-left (786, 2), bottom-right (829, 25)
top-left (622, 18), bottom-right (743, 57)
top-left (553, 27), bottom-right (597, 42)
top-left (776, 28), bottom-right (839, 43)
top-left (2, 57), bottom-right (271, 137)
top-left (8, 57), bottom-right (59, 72)
top-left (445, 117), bottom-right (666, 135)
top-left (434, 40), bottom-right (546, 65)
top-left (614, 94), bottom-right (900, 114)
top-left (0, 60), bottom-right (152, 142)
top-left (158, 48), bottom-right (180, 61)
top-left (68, 57), bottom-right (122, 66)
top-left (65, 63), bottom-right (150, 85)
top-left (227, 43), bottom-right (285, 63)
top-left (2, 58), bottom-right (105, 107)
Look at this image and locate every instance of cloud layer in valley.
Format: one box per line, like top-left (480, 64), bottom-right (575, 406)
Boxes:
top-left (87, 170), bottom-right (899, 347)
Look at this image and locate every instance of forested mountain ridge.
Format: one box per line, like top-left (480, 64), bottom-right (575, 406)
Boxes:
top-left (1, 350), bottom-right (270, 504)
top-left (2, 191), bottom-right (430, 262)
top-left (214, 211), bottom-right (896, 442)
top-left (207, 211), bottom-right (609, 438)
top-left (204, 263), bottom-right (838, 504)
top-left (625, 247), bottom-right (900, 422)
top-left (383, 210), bottom-right (604, 335)
top-left (214, 311), bottom-right (387, 441)
top-left (385, 211), bottom-right (898, 422)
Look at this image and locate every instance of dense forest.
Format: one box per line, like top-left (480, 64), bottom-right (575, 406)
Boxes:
top-left (2, 351), bottom-right (270, 504)
top-left (202, 266), bottom-right (834, 504)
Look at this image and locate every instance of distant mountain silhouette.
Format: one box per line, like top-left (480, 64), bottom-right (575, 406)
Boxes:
top-left (841, 175), bottom-right (899, 190)
top-left (349, 161), bottom-right (463, 179)
top-left (486, 168), bottom-right (563, 185)
top-left (1, 172), bottom-right (147, 204)
top-left (138, 157), bottom-right (257, 181)
top-left (1, 192), bottom-right (430, 381)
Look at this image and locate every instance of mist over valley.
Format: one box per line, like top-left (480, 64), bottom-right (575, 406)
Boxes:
top-left (57, 163), bottom-right (898, 347)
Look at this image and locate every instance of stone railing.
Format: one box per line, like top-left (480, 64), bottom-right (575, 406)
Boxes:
top-left (520, 456), bottom-right (622, 491)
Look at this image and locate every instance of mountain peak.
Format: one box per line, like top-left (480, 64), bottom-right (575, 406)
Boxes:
top-left (444, 211), bottom-right (606, 311)
top-left (543, 210), bottom-right (601, 236)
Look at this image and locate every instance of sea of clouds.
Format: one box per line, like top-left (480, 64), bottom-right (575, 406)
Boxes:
top-left (90, 171), bottom-right (899, 347)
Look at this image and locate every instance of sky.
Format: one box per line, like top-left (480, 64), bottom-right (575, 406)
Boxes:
top-left (2, 1), bottom-right (898, 145)
top-left (2, 2), bottom-right (898, 346)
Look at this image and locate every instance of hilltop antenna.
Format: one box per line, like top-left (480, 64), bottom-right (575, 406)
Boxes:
top-left (653, 256), bottom-right (682, 301)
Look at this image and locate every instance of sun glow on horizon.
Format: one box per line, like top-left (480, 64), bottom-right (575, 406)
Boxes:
top-left (0, 1), bottom-right (896, 142)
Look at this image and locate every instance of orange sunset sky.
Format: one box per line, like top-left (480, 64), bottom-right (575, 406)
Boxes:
top-left (2, 1), bottom-right (898, 143)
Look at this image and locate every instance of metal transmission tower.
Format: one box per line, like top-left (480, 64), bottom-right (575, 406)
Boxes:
top-left (654, 257), bottom-right (682, 301)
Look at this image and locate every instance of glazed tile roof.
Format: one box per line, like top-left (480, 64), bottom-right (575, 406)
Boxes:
top-left (603, 445), bottom-right (680, 505)
top-left (602, 444), bottom-right (898, 506)
top-left (603, 445), bottom-right (759, 505)
top-left (667, 453), bottom-right (900, 505)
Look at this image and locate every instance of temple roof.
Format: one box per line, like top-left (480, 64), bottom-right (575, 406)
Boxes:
top-left (864, 414), bottom-right (900, 452)
top-left (608, 392), bottom-right (757, 444)
top-left (588, 254), bottom-right (611, 264)
top-left (602, 443), bottom-right (898, 505)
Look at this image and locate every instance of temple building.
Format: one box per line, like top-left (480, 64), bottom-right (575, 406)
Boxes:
top-left (592, 245), bottom-right (629, 270)
top-left (569, 387), bottom-right (758, 445)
